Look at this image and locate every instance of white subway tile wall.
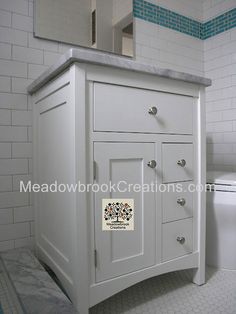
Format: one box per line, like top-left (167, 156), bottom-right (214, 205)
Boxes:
top-left (134, 14), bottom-right (204, 76)
top-left (0, 177), bottom-right (12, 192)
top-left (148, 0), bottom-right (203, 21)
top-left (203, 0), bottom-right (236, 21)
top-left (0, 0), bottom-right (69, 251)
top-left (134, 0), bottom-right (236, 170)
top-left (204, 0), bottom-right (236, 171)
top-left (0, 0), bottom-right (235, 250)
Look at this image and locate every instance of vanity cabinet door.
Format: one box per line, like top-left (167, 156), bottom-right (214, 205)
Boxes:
top-left (94, 142), bottom-right (156, 282)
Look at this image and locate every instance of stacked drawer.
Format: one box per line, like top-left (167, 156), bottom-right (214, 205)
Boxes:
top-left (93, 83), bottom-right (193, 134)
top-left (162, 143), bottom-right (194, 261)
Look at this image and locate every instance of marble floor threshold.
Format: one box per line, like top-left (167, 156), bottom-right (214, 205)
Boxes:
top-left (0, 249), bottom-right (77, 314)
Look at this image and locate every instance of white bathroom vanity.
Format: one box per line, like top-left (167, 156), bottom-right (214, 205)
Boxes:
top-left (28, 48), bottom-right (211, 314)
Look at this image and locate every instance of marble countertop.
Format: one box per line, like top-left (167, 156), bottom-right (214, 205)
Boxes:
top-left (28, 47), bottom-right (211, 94)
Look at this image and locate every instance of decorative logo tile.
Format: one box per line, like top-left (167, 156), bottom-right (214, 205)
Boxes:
top-left (102, 199), bottom-right (134, 231)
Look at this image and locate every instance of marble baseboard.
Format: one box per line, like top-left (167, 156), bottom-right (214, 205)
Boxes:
top-left (0, 249), bottom-right (77, 314)
top-left (0, 258), bottom-right (23, 314)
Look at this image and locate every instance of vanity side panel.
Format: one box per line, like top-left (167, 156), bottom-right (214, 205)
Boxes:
top-left (32, 69), bottom-right (79, 302)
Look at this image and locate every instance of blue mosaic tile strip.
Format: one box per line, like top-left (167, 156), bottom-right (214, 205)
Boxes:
top-left (202, 8), bottom-right (236, 39)
top-left (133, 0), bottom-right (236, 40)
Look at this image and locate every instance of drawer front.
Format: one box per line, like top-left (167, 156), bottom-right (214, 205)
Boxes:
top-left (162, 183), bottom-right (193, 223)
top-left (162, 143), bottom-right (193, 183)
top-left (162, 218), bottom-right (193, 262)
top-left (94, 83), bottom-right (193, 134)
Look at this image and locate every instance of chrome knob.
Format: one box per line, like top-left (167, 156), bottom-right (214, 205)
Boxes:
top-left (177, 159), bottom-right (186, 167)
top-left (177, 236), bottom-right (185, 244)
top-left (148, 106), bottom-right (158, 115)
top-left (147, 160), bottom-right (157, 168)
top-left (177, 198), bottom-right (186, 206)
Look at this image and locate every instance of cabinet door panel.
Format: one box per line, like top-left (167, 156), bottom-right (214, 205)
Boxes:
top-left (94, 142), bottom-right (156, 282)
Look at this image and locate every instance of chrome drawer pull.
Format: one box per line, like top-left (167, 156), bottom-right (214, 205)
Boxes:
top-left (148, 106), bottom-right (158, 115)
top-left (177, 159), bottom-right (186, 167)
top-left (177, 198), bottom-right (186, 206)
top-left (147, 160), bottom-right (157, 168)
top-left (176, 236), bottom-right (185, 244)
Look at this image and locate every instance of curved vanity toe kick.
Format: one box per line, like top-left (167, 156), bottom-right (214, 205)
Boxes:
top-left (89, 252), bottom-right (199, 307)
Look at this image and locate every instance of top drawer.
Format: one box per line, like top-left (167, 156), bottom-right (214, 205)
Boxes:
top-left (93, 83), bottom-right (193, 134)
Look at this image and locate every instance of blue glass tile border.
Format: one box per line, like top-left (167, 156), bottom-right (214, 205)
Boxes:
top-left (202, 8), bottom-right (236, 39)
top-left (133, 0), bottom-right (236, 40)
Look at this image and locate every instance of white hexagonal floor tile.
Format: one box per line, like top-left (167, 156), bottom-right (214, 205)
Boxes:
top-left (91, 267), bottom-right (236, 314)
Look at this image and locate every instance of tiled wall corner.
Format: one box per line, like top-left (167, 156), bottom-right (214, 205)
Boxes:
top-left (134, 0), bottom-right (236, 40)
top-left (202, 8), bottom-right (236, 39)
top-left (204, 1), bottom-right (236, 171)
top-left (133, 0), bottom-right (204, 76)
top-left (134, 0), bottom-right (202, 39)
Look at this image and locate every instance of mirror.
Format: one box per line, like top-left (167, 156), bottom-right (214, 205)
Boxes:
top-left (34, 0), bottom-right (133, 57)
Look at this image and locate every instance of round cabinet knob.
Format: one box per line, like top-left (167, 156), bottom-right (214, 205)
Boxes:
top-left (148, 106), bottom-right (158, 115)
top-left (177, 159), bottom-right (186, 167)
top-left (177, 198), bottom-right (186, 206)
top-left (147, 160), bottom-right (157, 168)
top-left (176, 236), bottom-right (185, 244)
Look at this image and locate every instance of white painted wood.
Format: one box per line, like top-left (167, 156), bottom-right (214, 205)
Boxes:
top-left (34, 70), bottom-right (70, 103)
top-left (85, 64), bottom-right (200, 97)
top-left (92, 132), bottom-right (193, 143)
top-left (94, 142), bottom-right (156, 282)
top-left (35, 78), bottom-right (78, 300)
top-left (162, 143), bottom-right (194, 183)
top-left (162, 182), bottom-right (193, 223)
top-left (94, 83), bottom-right (193, 134)
top-left (31, 61), bottom-right (206, 313)
top-left (162, 218), bottom-right (193, 262)
top-left (69, 64), bottom-right (90, 312)
top-left (192, 87), bottom-right (206, 286)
